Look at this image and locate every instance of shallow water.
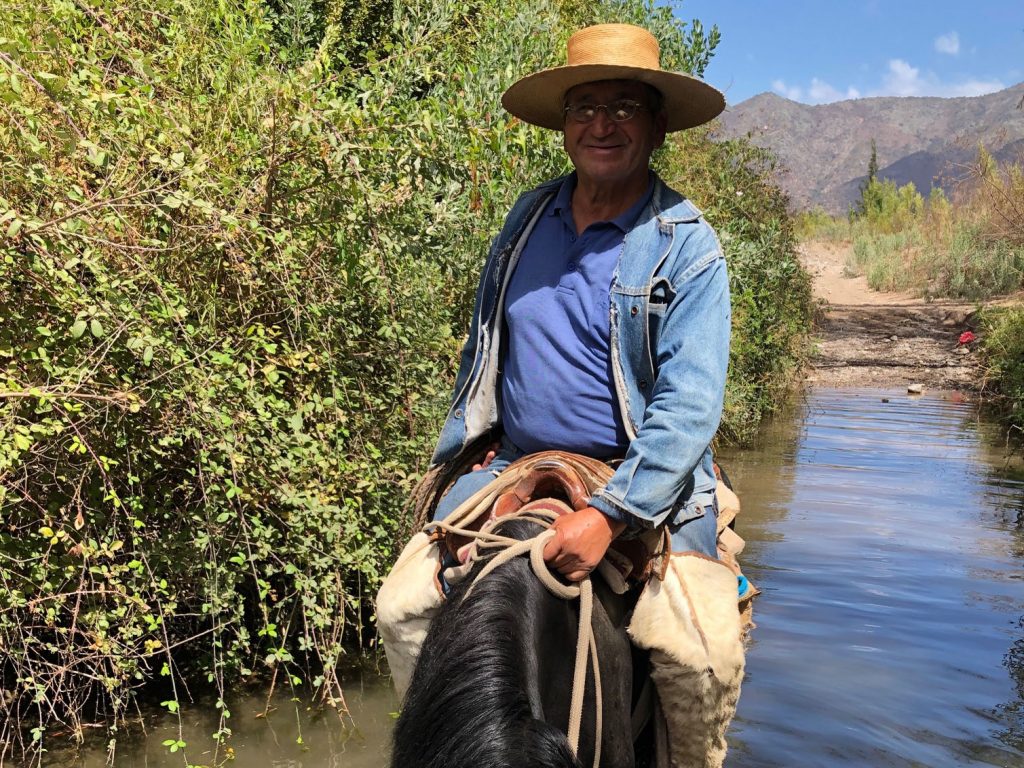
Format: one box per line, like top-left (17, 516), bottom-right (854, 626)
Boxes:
top-left (718, 388), bottom-right (1023, 768)
top-left (62, 388), bottom-right (1023, 767)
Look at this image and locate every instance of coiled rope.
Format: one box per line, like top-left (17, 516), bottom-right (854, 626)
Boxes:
top-left (427, 509), bottom-right (603, 768)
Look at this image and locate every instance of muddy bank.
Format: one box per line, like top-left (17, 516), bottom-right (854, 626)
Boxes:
top-left (799, 241), bottom-right (982, 391)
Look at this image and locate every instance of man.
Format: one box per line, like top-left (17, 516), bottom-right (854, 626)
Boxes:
top-left (379, 23), bottom-right (745, 768)
top-left (431, 22), bottom-right (728, 577)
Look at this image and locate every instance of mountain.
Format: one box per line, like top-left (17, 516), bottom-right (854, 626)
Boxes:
top-left (714, 83), bottom-right (1024, 213)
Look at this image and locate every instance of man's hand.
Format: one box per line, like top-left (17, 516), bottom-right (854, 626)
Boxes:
top-left (542, 506), bottom-right (627, 582)
top-left (472, 441), bottom-right (501, 471)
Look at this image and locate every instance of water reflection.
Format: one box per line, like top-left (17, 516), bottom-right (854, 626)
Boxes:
top-left (58, 672), bottom-right (398, 768)
top-left (719, 388), bottom-right (1024, 768)
top-left (62, 388), bottom-right (1023, 768)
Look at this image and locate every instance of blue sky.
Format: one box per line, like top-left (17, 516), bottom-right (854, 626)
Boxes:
top-left (673, 1), bottom-right (1023, 105)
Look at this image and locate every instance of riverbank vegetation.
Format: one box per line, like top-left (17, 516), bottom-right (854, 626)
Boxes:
top-left (797, 146), bottom-right (1024, 430)
top-left (0, 0), bottom-right (810, 761)
top-left (798, 147), bottom-right (1024, 301)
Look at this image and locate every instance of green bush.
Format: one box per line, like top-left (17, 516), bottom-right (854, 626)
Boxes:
top-left (795, 206), bottom-right (849, 241)
top-left (0, 0), bottom-right (811, 760)
top-left (857, 177), bottom-right (925, 232)
top-left (937, 224), bottom-right (1024, 300)
top-left (979, 307), bottom-right (1024, 432)
top-left (660, 129), bottom-right (812, 442)
top-left (848, 229), bottom-right (925, 292)
top-left (812, 146), bottom-right (1024, 301)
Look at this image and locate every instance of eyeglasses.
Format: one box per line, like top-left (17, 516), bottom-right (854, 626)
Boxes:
top-left (563, 99), bottom-right (648, 124)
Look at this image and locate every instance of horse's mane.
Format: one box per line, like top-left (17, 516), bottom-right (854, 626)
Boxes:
top-left (390, 519), bottom-right (582, 768)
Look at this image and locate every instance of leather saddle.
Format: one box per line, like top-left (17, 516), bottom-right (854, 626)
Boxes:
top-left (431, 451), bottom-right (663, 586)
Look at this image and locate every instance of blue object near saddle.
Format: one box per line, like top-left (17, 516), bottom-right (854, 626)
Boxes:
top-left (737, 574), bottom-right (751, 598)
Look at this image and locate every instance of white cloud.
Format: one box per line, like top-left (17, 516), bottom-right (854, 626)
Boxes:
top-left (767, 58), bottom-right (1005, 105)
top-left (875, 58), bottom-right (1004, 97)
top-left (771, 79), bottom-right (802, 101)
top-left (880, 59), bottom-right (922, 96)
top-left (770, 77), bottom-right (858, 104)
top-left (940, 79), bottom-right (1009, 97)
top-left (934, 31), bottom-right (960, 55)
top-left (808, 78), bottom-right (861, 103)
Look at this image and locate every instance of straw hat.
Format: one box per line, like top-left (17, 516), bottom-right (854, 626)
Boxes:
top-left (501, 23), bottom-right (725, 133)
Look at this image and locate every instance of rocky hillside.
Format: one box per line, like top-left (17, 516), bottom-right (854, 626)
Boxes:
top-left (716, 82), bottom-right (1024, 213)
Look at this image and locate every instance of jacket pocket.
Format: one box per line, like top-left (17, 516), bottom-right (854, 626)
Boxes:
top-left (645, 276), bottom-right (675, 373)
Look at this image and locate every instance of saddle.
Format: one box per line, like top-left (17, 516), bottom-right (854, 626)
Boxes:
top-left (421, 450), bottom-right (665, 588)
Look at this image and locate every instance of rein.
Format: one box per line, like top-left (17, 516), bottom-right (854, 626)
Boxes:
top-left (428, 510), bottom-right (604, 768)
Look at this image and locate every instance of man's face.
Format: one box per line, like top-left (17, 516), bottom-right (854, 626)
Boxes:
top-left (562, 79), bottom-right (668, 191)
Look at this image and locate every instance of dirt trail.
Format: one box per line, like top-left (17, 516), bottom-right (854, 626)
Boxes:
top-left (800, 240), bottom-right (981, 391)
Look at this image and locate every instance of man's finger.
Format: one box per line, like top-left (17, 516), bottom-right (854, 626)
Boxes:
top-left (472, 449), bottom-right (498, 471)
top-left (542, 529), bottom-right (563, 560)
top-left (549, 552), bottom-right (579, 572)
top-left (562, 568), bottom-right (589, 582)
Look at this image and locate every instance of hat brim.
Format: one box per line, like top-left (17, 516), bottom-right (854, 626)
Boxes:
top-left (501, 64), bottom-right (725, 132)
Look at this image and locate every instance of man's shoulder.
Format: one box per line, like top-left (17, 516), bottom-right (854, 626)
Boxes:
top-left (502, 175), bottom-right (565, 220)
top-left (642, 177), bottom-right (725, 279)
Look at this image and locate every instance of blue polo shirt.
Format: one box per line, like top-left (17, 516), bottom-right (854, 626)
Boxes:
top-left (501, 173), bottom-right (653, 457)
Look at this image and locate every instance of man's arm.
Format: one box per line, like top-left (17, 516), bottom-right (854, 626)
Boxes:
top-left (589, 248), bottom-right (731, 529)
top-left (543, 242), bottom-right (730, 579)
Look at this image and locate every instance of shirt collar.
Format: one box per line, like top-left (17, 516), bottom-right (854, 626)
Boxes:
top-left (551, 172), bottom-right (655, 233)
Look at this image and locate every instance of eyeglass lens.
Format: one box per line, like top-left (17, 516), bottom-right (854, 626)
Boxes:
top-left (566, 100), bottom-right (642, 123)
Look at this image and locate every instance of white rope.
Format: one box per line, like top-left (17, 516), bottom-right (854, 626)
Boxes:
top-left (426, 511), bottom-right (603, 768)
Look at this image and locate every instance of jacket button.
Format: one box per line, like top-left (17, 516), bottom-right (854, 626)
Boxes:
top-left (630, 306), bottom-right (639, 317)
top-left (454, 409), bottom-right (463, 418)
top-left (639, 380), bottom-right (648, 389)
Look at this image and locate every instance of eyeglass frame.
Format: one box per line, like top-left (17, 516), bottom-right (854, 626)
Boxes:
top-left (562, 99), bottom-right (651, 124)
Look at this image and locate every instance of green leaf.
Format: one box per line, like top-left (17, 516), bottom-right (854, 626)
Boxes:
top-left (143, 345), bottom-right (153, 364)
top-left (6, 218), bottom-right (22, 238)
top-left (71, 320), bottom-right (87, 338)
top-left (90, 318), bottom-right (104, 338)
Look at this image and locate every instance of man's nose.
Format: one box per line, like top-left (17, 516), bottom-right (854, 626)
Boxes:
top-left (589, 109), bottom-right (617, 135)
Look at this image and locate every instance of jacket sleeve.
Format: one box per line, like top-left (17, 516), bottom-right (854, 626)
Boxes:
top-left (590, 244), bottom-right (731, 528)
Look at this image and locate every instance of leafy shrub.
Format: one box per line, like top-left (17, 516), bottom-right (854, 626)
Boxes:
top-left (857, 177), bottom-right (925, 232)
top-left (848, 229), bottom-right (926, 292)
top-left (979, 307), bottom-right (1024, 432)
top-left (795, 206), bottom-right (849, 241)
top-left (662, 129), bottom-right (812, 442)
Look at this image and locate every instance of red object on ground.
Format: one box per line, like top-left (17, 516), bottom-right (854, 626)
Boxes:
top-left (958, 331), bottom-right (976, 345)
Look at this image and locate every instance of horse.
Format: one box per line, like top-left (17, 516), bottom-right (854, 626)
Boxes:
top-left (389, 515), bottom-right (651, 768)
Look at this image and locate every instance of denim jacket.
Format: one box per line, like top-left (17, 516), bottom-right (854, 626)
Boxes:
top-left (430, 173), bottom-right (730, 530)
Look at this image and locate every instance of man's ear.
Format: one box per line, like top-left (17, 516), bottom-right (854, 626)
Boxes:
top-left (653, 112), bottom-right (668, 149)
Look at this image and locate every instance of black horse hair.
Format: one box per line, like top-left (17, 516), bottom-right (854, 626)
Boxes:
top-left (389, 518), bottom-right (583, 768)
